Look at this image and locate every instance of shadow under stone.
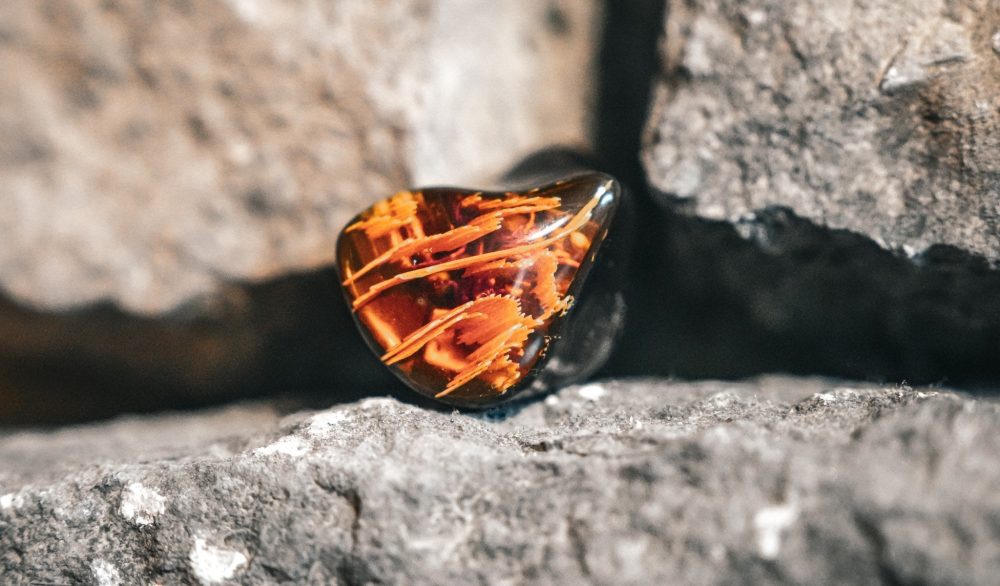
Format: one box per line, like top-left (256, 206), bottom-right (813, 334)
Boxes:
top-left (0, 268), bottom-right (406, 425)
top-left (604, 201), bottom-right (1000, 390)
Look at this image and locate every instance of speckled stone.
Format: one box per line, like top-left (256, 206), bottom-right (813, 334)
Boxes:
top-left (643, 0), bottom-right (1000, 261)
top-left (2, 377), bottom-right (998, 584)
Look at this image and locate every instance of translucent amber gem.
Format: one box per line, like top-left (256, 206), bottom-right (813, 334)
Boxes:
top-left (336, 173), bottom-right (623, 407)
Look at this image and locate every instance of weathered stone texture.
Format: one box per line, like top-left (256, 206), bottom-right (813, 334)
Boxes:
top-left (643, 0), bottom-right (1000, 259)
top-left (2, 378), bottom-right (998, 584)
top-left (0, 0), bottom-right (599, 314)
top-left (624, 0), bottom-right (1000, 386)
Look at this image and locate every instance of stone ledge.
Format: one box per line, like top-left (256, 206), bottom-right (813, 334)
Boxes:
top-left (2, 377), bottom-right (997, 584)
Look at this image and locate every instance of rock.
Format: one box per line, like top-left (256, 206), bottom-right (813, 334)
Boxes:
top-left (2, 377), bottom-right (998, 583)
top-left (643, 0), bottom-right (1000, 260)
top-left (624, 0), bottom-right (1000, 385)
top-left (0, 0), bottom-right (599, 315)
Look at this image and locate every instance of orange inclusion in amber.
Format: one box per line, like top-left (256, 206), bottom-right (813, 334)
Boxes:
top-left (337, 177), bottom-right (608, 402)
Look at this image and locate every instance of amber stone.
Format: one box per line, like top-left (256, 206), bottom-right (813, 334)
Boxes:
top-left (336, 172), bottom-right (624, 407)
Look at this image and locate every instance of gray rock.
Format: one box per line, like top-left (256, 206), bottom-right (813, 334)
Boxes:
top-left (643, 0), bottom-right (1000, 260)
top-left (0, 0), bottom-right (599, 314)
top-left (623, 0), bottom-right (1000, 385)
top-left (2, 377), bottom-right (998, 584)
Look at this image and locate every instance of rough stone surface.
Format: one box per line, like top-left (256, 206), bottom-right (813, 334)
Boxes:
top-left (0, 0), bottom-right (599, 314)
top-left (2, 377), bottom-right (998, 584)
top-left (643, 0), bottom-right (1000, 260)
top-left (621, 0), bottom-right (1000, 386)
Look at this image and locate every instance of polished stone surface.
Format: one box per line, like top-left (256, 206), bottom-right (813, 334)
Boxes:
top-left (337, 174), bottom-right (621, 406)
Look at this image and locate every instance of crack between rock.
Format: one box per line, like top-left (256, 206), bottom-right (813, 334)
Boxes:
top-left (310, 475), bottom-right (371, 583)
top-left (779, 22), bottom-right (810, 73)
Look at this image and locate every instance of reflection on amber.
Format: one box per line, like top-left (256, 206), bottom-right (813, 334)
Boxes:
top-left (337, 175), bottom-right (612, 402)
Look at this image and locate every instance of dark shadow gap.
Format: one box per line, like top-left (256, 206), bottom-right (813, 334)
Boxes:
top-left (608, 203), bottom-right (1000, 389)
top-left (0, 268), bottom-right (409, 426)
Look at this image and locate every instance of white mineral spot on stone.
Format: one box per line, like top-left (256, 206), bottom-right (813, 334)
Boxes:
top-left (614, 537), bottom-right (649, 572)
top-left (992, 31), bottom-right (1000, 55)
top-left (190, 537), bottom-right (248, 585)
top-left (701, 200), bottom-right (727, 218)
top-left (671, 162), bottom-right (704, 200)
top-left (746, 10), bottom-right (767, 25)
top-left (710, 544), bottom-right (727, 562)
top-left (0, 493), bottom-right (14, 510)
top-left (880, 65), bottom-right (914, 93)
top-left (683, 16), bottom-right (727, 76)
top-left (754, 502), bottom-right (799, 559)
top-left (254, 435), bottom-right (309, 458)
top-left (90, 559), bottom-right (122, 586)
top-left (816, 392), bottom-right (836, 403)
top-left (119, 482), bottom-right (167, 526)
top-left (544, 394), bottom-right (560, 406)
top-left (577, 384), bottom-right (606, 401)
top-left (226, 0), bottom-right (267, 24)
top-left (227, 141), bottom-right (254, 166)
